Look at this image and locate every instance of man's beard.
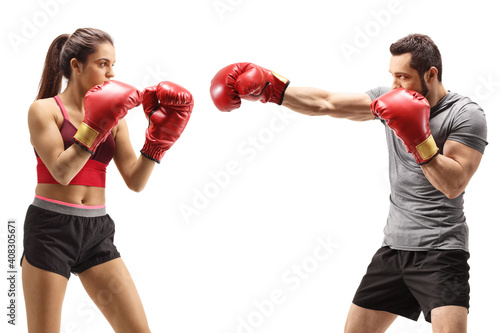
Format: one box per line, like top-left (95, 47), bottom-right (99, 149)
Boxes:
top-left (419, 75), bottom-right (429, 97)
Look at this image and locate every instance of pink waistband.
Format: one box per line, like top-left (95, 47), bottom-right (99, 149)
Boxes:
top-left (35, 195), bottom-right (106, 209)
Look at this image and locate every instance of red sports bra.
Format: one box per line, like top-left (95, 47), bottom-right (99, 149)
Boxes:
top-left (35, 96), bottom-right (115, 187)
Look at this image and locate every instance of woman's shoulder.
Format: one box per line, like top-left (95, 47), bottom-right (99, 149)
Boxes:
top-left (30, 96), bottom-right (58, 110)
top-left (29, 97), bottom-right (60, 116)
top-left (28, 97), bottom-right (62, 126)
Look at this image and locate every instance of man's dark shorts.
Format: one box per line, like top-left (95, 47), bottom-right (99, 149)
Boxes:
top-left (353, 246), bottom-right (470, 322)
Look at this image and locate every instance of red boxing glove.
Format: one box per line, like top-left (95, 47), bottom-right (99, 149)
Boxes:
top-left (74, 80), bottom-right (142, 153)
top-left (210, 62), bottom-right (290, 112)
top-left (370, 88), bottom-right (439, 165)
top-left (141, 81), bottom-right (193, 163)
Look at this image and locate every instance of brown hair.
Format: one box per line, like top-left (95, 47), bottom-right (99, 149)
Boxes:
top-left (390, 34), bottom-right (442, 82)
top-left (37, 28), bottom-right (113, 100)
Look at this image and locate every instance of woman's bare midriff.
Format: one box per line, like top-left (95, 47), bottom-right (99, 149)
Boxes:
top-left (35, 183), bottom-right (106, 206)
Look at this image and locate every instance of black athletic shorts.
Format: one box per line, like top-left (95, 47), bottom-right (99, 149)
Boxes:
top-left (20, 196), bottom-right (121, 279)
top-left (352, 246), bottom-right (470, 323)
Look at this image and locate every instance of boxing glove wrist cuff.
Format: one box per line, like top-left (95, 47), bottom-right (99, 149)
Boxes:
top-left (140, 141), bottom-right (167, 164)
top-left (73, 123), bottom-right (100, 154)
top-left (415, 135), bottom-right (439, 165)
top-left (269, 71), bottom-right (290, 105)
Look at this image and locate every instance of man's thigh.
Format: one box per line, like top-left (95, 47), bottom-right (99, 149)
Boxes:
top-left (344, 303), bottom-right (397, 333)
top-left (431, 305), bottom-right (467, 333)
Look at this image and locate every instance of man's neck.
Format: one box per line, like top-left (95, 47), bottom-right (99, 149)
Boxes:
top-left (426, 83), bottom-right (448, 108)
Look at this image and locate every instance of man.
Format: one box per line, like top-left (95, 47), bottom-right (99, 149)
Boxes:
top-left (209, 34), bottom-right (488, 332)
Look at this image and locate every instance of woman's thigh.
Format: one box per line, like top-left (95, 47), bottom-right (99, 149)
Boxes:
top-left (78, 257), bottom-right (150, 333)
top-left (22, 256), bottom-right (69, 333)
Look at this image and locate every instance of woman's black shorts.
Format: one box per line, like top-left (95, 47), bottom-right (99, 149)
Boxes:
top-left (20, 196), bottom-right (121, 279)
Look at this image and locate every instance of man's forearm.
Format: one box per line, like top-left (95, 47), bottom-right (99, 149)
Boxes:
top-left (420, 140), bottom-right (483, 200)
top-left (281, 87), bottom-right (374, 121)
top-left (420, 154), bottom-right (469, 199)
top-left (281, 87), bottom-right (333, 116)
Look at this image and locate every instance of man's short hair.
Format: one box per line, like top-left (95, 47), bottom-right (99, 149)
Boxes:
top-left (390, 34), bottom-right (443, 81)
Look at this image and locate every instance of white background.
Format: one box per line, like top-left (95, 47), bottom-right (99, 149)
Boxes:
top-left (1, 0), bottom-right (499, 332)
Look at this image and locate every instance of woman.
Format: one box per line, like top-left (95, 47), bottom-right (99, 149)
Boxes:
top-left (22, 28), bottom-right (193, 332)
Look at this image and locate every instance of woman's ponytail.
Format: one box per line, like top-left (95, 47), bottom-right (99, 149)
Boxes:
top-left (36, 34), bottom-right (69, 100)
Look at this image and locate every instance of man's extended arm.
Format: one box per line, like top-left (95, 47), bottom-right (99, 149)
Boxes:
top-left (210, 62), bottom-right (374, 121)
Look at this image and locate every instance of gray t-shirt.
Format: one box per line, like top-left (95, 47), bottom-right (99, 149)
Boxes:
top-left (367, 87), bottom-right (488, 252)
